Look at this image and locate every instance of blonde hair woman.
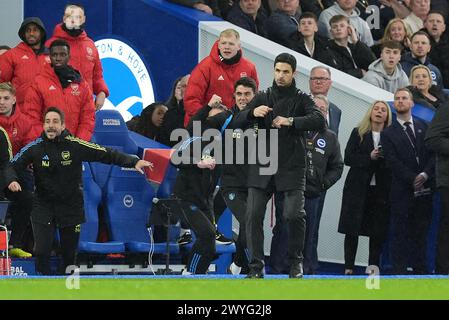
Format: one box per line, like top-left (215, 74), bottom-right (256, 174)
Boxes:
top-left (371, 18), bottom-right (411, 58)
top-left (338, 101), bottom-right (393, 275)
top-left (408, 65), bottom-right (449, 110)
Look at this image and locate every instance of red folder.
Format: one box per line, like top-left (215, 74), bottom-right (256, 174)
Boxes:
top-left (143, 148), bottom-right (175, 184)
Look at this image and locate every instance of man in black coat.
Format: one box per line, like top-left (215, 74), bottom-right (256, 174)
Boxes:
top-left (5, 107), bottom-right (152, 275)
top-left (382, 88), bottom-right (435, 274)
top-left (425, 102), bottom-right (449, 274)
top-left (241, 53), bottom-right (325, 278)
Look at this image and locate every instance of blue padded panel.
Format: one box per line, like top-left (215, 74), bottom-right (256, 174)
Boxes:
top-left (78, 241), bottom-right (126, 254)
top-left (81, 163), bottom-right (102, 242)
top-left (126, 241), bottom-right (179, 254)
top-left (156, 164), bottom-right (178, 199)
top-left (105, 165), bottom-right (155, 243)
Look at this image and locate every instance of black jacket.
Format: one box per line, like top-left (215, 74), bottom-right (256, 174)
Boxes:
top-left (287, 34), bottom-right (338, 69)
top-left (305, 128), bottom-right (343, 198)
top-left (425, 103), bottom-right (449, 188)
top-left (226, 3), bottom-right (268, 37)
top-left (5, 130), bottom-right (139, 227)
top-left (241, 80), bottom-right (325, 191)
top-left (172, 104), bottom-right (231, 210)
top-left (338, 128), bottom-right (391, 236)
top-left (328, 40), bottom-right (376, 78)
top-left (220, 105), bottom-right (255, 190)
top-left (0, 127), bottom-right (12, 191)
top-left (408, 85), bottom-right (449, 111)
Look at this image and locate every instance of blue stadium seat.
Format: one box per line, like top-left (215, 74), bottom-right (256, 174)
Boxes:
top-left (90, 109), bottom-right (138, 190)
top-left (79, 163), bottom-right (125, 254)
top-left (104, 165), bottom-right (179, 255)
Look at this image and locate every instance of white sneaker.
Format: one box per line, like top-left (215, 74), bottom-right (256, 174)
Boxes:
top-left (229, 262), bottom-right (242, 275)
top-left (181, 268), bottom-right (193, 275)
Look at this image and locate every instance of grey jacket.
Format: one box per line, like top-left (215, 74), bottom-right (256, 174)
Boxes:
top-left (362, 58), bottom-right (409, 93)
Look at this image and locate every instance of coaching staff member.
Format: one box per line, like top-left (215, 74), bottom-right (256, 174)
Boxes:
top-left (5, 107), bottom-right (152, 275)
top-left (242, 53), bottom-right (325, 278)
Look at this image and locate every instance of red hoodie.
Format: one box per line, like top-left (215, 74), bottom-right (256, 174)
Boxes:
top-left (46, 24), bottom-right (109, 97)
top-left (23, 63), bottom-right (95, 141)
top-left (0, 107), bottom-right (34, 155)
top-left (0, 42), bottom-right (50, 105)
top-left (183, 41), bottom-right (259, 127)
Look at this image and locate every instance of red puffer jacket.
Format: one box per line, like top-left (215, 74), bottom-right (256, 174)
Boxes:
top-left (46, 24), bottom-right (109, 97)
top-left (0, 107), bottom-right (34, 155)
top-left (22, 63), bottom-right (95, 141)
top-left (183, 40), bottom-right (259, 126)
top-left (0, 42), bottom-right (50, 105)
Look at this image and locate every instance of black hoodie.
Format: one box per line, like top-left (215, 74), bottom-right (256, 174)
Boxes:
top-left (18, 17), bottom-right (47, 54)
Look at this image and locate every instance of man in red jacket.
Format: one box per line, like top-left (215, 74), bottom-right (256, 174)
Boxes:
top-left (0, 17), bottom-right (49, 106)
top-left (183, 28), bottom-right (259, 126)
top-left (0, 82), bottom-right (34, 258)
top-left (23, 39), bottom-right (95, 141)
top-left (46, 4), bottom-right (109, 110)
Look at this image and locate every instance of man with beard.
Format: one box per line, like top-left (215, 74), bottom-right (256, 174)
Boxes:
top-left (0, 17), bottom-right (49, 106)
top-left (23, 39), bottom-right (95, 142)
top-left (46, 4), bottom-right (109, 110)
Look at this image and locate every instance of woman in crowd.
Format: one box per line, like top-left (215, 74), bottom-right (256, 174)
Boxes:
top-left (160, 74), bottom-right (190, 146)
top-left (126, 102), bottom-right (168, 141)
top-left (338, 101), bottom-right (392, 275)
top-left (371, 18), bottom-right (410, 58)
top-left (408, 65), bottom-right (449, 110)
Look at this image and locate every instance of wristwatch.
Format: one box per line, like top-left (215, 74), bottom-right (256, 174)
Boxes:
top-left (288, 117), bottom-right (294, 126)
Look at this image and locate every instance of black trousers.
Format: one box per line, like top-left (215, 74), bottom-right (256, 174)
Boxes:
top-left (436, 187), bottom-right (449, 274)
top-left (246, 186), bottom-right (306, 273)
top-left (178, 201), bottom-right (216, 274)
top-left (222, 189), bottom-right (249, 268)
top-left (390, 193), bottom-right (432, 274)
top-left (33, 221), bottom-right (80, 275)
top-left (6, 189), bottom-right (33, 248)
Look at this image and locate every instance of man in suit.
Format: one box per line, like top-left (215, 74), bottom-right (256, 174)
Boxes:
top-left (382, 87), bottom-right (435, 274)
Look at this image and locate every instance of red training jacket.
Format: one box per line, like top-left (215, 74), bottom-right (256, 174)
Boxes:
top-left (183, 40), bottom-right (259, 127)
top-left (46, 24), bottom-right (109, 97)
top-left (23, 63), bottom-right (96, 141)
top-left (0, 42), bottom-right (50, 105)
top-left (0, 107), bottom-right (35, 155)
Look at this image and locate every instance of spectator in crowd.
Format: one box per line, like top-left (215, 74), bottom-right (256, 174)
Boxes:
top-left (5, 107), bottom-right (153, 275)
top-left (0, 82), bottom-right (34, 258)
top-left (403, 0), bottom-right (430, 35)
top-left (0, 18), bottom-right (48, 106)
top-left (166, 0), bottom-right (223, 16)
top-left (407, 65), bottom-right (449, 110)
top-left (401, 31), bottom-right (444, 88)
top-left (0, 46), bottom-right (11, 56)
top-left (183, 28), bottom-right (259, 126)
top-left (382, 88), bottom-right (434, 274)
top-left (172, 98), bottom-right (230, 274)
top-left (265, 0), bottom-right (302, 47)
top-left (46, 3), bottom-right (109, 110)
top-left (424, 11), bottom-right (449, 89)
top-left (371, 18), bottom-right (411, 58)
top-left (302, 95), bottom-right (344, 274)
top-left (23, 39), bottom-right (95, 142)
top-left (430, 0), bottom-right (449, 21)
top-left (318, 0), bottom-right (374, 47)
top-left (287, 12), bottom-right (338, 69)
top-left (160, 74), bottom-right (190, 147)
top-left (220, 77), bottom-right (258, 275)
top-left (240, 53), bottom-right (325, 278)
top-left (363, 40), bottom-right (409, 93)
top-left (327, 15), bottom-right (376, 79)
top-left (338, 101), bottom-right (392, 275)
top-left (425, 100), bottom-right (449, 275)
top-left (226, 0), bottom-right (268, 37)
top-left (309, 66), bottom-right (342, 136)
top-left (299, 0), bottom-right (335, 17)
top-left (126, 103), bottom-right (168, 142)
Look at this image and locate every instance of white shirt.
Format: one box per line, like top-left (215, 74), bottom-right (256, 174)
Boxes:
top-left (370, 131), bottom-right (381, 186)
